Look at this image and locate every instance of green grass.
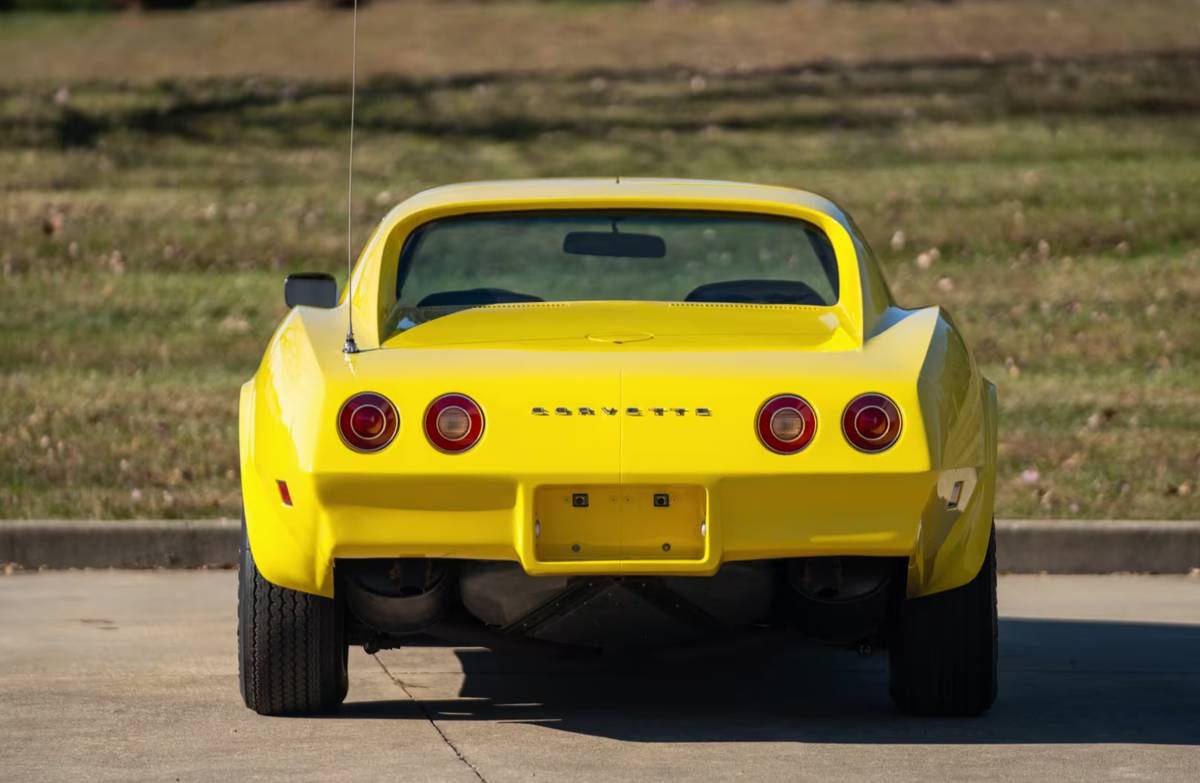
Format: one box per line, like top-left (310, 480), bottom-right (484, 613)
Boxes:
top-left (1, 1), bottom-right (1198, 519)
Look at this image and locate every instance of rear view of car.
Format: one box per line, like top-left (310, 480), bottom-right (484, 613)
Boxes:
top-left (237, 179), bottom-right (997, 718)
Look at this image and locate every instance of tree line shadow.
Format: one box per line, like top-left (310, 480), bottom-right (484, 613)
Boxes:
top-left (2, 47), bottom-right (1197, 149)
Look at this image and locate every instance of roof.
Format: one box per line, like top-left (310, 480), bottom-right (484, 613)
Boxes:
top-left (390, 178), bottom-right (850, 229)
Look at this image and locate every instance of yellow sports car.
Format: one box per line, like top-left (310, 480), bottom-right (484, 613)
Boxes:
top-left (237, 178), bottom-right (998, 717)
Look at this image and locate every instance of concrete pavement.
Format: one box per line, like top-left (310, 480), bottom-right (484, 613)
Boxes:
top-left (1, 571), bottom-right (1198, 782)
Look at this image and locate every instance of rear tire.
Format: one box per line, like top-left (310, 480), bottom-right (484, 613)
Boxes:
top-left (237, 523), bottom-right (349, 715)
top-left (888, 524), bottom-right (997, 716)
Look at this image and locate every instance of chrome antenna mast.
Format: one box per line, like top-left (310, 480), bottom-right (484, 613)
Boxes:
top-left (342, 0), bottom-right (360, 355)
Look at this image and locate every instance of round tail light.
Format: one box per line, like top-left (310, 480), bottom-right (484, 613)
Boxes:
top-left (425, 393), bottom-right (484, 453)
top-left (842, 393), bottom-right (902, 453)
top-left (756, 394), bottom-right (816, 454)
top-left (338, 392), bottom-right (398, 453)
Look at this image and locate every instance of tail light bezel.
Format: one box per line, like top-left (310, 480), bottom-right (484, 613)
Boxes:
top-left (842, 392), bottom-right (903, 453)
top-left (337, 392), bottom-right (399, 453)
top-left (756, 394), bottom-right (818, 454)
top-left (424, 393), bottom-right (485, 453)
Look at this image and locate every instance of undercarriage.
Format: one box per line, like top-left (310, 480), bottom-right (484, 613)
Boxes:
top-left (338, 556), bottom-right (900, 652)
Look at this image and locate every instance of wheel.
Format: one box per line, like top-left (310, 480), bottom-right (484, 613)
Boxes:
top-left (888, 524), bottom-right (997, 716)
top-left (237, 520), bottom-right (349, 715)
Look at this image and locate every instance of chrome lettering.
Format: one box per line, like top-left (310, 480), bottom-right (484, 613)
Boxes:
top-left (531, 405), bottom-right (712, 417)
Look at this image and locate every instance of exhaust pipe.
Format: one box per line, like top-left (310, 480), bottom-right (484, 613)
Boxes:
top-left (339, 558), bottom-right (453, 633)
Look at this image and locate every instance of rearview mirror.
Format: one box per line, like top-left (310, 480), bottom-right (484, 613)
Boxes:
top-left (563, 231), bottom-right (666, 259)
top-left (284, 273), bottom-right (338, 309)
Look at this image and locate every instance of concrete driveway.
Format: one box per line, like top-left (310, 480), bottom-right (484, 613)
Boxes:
top-left (1, 571), bottom-right (1198, 782)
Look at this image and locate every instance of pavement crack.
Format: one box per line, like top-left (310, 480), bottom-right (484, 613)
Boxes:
top-left (374, 654), bottom-right (487, 782)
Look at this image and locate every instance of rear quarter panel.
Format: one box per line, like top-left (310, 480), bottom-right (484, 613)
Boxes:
top-left (906, 310), bottom-right (998, 596)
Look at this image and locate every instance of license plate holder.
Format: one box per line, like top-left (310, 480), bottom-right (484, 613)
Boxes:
top-left (533, 485), bottom-right (706, 562)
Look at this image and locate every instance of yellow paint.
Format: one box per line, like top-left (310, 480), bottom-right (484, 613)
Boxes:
top-left (240, 179), bottom-right (996, 600)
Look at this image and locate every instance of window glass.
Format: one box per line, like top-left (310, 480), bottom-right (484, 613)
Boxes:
top-left (387, 210), bottom-right (839, 334)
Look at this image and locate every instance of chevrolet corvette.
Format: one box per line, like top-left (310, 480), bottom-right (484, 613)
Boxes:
top-left (237, 178), bottom-right (998, 717)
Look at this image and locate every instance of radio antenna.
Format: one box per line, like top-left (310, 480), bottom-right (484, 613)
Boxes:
top-left (342, 0), bottom-right (360, 354)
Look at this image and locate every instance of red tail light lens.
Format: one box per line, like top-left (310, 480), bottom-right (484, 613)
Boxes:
top-left (842, 393), bottom-right (902, 453)
top-left (337, 392), bottom-right (399, 453)
top-left (425, 393), bottom-right (484, 453)
top-left (756, 394), bottom-right (817, 454)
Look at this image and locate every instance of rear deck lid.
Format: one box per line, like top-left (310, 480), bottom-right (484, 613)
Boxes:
top-left (382, 301), bottom-right (857, 352)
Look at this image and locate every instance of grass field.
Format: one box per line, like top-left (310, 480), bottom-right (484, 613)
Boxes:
top-left (1, 0), bottom-right (1198, 520)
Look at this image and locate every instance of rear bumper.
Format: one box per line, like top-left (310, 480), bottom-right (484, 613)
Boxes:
top-left (242, 465), bottom-right (994, 600)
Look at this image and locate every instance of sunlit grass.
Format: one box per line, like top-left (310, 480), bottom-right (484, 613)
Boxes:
top-left (1, 2), bottom-right (1197, 519)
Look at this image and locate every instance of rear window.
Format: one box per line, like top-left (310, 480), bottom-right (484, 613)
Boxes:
top-left (388, 210), bottom-right (839, 333)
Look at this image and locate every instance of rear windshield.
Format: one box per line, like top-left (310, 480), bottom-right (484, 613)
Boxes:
top-left (388, 211), bottom-right (838, 333)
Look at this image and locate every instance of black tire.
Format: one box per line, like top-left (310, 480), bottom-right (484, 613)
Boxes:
top-left (237, 523), bottom-right (349, 715)
top-left (889, 524), bottom-right (997, 716)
